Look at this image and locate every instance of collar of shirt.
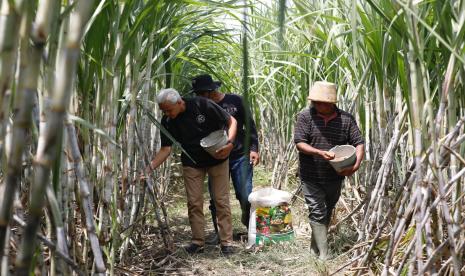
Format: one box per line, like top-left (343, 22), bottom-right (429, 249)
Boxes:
top-left (311, 106), bottom-right (339, 124)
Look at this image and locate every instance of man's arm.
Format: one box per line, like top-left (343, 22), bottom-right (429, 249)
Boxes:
top-left (353, 144), bottom-right (364, 170)
top-left (296, 142), bottom-right (335, 160)
top-left (214, 116), bottom-right (237, 159)
top-left (226, 115), bottom-right (237, 143)
top-left (145, 146), bottom-right (172, 174)
top-left (340, 114), bottom-right (365, 176)
top-left (247, 105), bottom-right (260, 166)
top-left (294, 110), bottom-right (334, 160)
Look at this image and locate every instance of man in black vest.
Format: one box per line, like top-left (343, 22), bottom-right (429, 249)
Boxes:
top-left (146, 88), bottom-right (238, 255)
top-left (192, 74), bottom-right (260, 244)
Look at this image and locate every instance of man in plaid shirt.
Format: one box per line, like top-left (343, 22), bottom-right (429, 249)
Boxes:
top-left (294, 81), bottom-right (364, 260)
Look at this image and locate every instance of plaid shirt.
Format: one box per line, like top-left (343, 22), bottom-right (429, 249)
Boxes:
top-left (294, 106), bottom-right (364, 182)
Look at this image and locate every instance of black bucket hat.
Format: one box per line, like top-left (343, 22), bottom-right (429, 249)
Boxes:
top-left (191, 74), bottom-right (221, 93)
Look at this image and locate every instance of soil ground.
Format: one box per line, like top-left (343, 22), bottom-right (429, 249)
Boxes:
top-left (122, 166), bottom-right (357, 275)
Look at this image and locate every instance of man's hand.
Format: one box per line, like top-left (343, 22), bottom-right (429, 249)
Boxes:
top-left (250, 151), bottom-right (260, 166)
top-left (140, 163), bottom-right (153, 180)
top-left (214, 142), bottom-right (234, 159)
top-left (145, 164), bottom-right (153, 175)
top-left (320, 151), bottom-right (335, 160)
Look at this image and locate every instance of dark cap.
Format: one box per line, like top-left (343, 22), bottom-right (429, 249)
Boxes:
top-left (192, 74), bottom-right (221, 93)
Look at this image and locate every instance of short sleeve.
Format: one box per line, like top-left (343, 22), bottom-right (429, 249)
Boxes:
top-left (294, 111), bottom-right (310, 144)
top-left (160, 117), bottom-right (173, 147)
top-left (347, 115), bottom-right (364, 146)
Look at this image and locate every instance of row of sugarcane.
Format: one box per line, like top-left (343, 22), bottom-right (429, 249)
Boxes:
top-left (227, 0), bottom-right (465, 274)
top-left (0, 0), bottom-right (260, 274)
top-left (0, 0), bottom-right (464, 274)
top-left (267, 0), bottom-right (465, 274)
top-left (0, 0), bottom-right (99, 274)
top-left (0, 0), bottom-right (211, 274)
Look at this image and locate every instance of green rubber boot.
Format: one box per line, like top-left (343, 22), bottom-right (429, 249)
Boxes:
top-left (310, 221), bottom-right (329, 260)
top-left (310, 230), bottom-right (319, 256)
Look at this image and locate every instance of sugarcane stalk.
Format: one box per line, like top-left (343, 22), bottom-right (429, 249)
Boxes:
top-left (358, 174), bottom-right (415, 276)
top-left (0, 0), bottom-right (24, 113)
top-left (44, 206), bottom-right (56, 276)
top-left (65, 120), bottom-right (106, 273)
top-left (13, 215), bottom-right (85, 276)
top-left (0, 1), bottom-right (33, 266)
top-left (445, 57), bottom-right (462, 245)
top-left (134, 125), bottom-right (173, 252)
top-left (46, 185), bottom-right (70, 275)
top-left (109, 21), bottom-right (123, 276)
top-left (97, 73), bottom-right (114, 275)
top-left (91, 58), bottom-right (111, 262)
top-left (15, 0), bottom-right (95, 273)
top-left (405, 8), bottom-right (426, 268)
top-left (395, 234), bottom-right (416, 275)
top-left (363, 107), bottom-right (407, 234)
top-left (380, 119), bottom-right (464, 273)
top-left (432, 156), bottom-right (461, 274)
top-left (381, 121), bottom-right (465, 274)
top-left (374, 81), bottom-right (387, 149)
top-left (431, 34), bottom-right (462, 276)
top-left (0, 0), bottom-right (60, 265)
top-left (381, 183), bottom-right (416, 275)
top-left (66, 148), bottom-right (80, 267)
top-left (120, 53), bottom-right (133, 244)
top-left (419, 239), bottom-right (448, 274)
top-left (437, 257), bottom-right (453, 275)
top-left (119, 31), bottom-right (142, 262)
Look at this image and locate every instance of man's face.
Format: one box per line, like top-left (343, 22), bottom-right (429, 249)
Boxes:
top-left (196, 91), bottom-right (213, 99)
top-left (159, 101), bottom-right (182, 119)
top-left (312, 101), bottom-right (335, 115)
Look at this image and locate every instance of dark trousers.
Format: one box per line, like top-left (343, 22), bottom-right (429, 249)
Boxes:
top-left (208, 155), bottom-right (253, 229)
top-left (301, 179), bottom-right (343, 225)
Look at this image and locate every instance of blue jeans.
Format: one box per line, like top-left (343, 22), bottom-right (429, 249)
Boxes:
top-left (208, 155), bottom-right (253, 229)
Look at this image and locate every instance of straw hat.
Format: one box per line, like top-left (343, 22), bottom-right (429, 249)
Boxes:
top-left (308, 81), bottom-right (337, 103)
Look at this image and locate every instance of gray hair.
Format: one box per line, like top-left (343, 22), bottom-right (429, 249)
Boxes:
top-left (156, 88), bottom-right (181, 104)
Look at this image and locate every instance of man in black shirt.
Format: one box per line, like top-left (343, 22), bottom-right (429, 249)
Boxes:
top-left (192, 74), bottom-right (260, 243)
top-left (146, 88), bottom-right (238, 255)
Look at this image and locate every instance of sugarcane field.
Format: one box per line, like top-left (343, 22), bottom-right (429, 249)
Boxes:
top-left (1, 0), bottom-right (465, 275)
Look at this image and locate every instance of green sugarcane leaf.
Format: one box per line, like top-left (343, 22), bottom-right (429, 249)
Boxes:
top-left (68, 114), bottom-right (121, 148)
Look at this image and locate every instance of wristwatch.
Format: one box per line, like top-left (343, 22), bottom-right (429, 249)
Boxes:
top-left (227, 139), bottom-right (235, 146)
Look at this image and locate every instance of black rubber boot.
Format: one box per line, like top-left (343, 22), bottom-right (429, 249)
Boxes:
top-left (206, 204), bottom-right (220, 245)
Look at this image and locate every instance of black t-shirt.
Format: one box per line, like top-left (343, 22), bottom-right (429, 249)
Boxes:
top-left (217, 94), bottom-right (259, 160)
top-left (160, 97), bottom-right (231, 167)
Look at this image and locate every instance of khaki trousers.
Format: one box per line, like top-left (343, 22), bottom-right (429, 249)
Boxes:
top-left (183, 160), bottom-right (232, 246)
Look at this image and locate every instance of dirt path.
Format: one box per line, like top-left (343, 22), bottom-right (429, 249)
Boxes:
top-left (123, 169), bottom-right (354, 275)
